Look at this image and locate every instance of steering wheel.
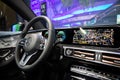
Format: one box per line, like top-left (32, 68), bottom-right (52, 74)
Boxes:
top-left (15, 16), bottom-right (55, 71)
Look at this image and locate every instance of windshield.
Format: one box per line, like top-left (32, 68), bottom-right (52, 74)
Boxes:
top-left (30, 0), bottom-right (120, 29)
top-left (0, 0), bottom-right (120, 31)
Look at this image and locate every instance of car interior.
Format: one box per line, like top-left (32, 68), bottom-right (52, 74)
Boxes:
top-left (0, 0), bottom-right (120, 80)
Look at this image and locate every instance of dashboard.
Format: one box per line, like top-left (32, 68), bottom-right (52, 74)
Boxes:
top-left (0, 25), bottom-right (120, 79)
top-left (55, 26), bottom-right (120, 48)
top-left (0, 36), bottom-right (18, 49)
top-left (53, 25), bottom-right (120, 80)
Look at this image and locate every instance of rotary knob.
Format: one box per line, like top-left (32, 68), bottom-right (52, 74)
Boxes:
top-left (66, 49), bottom-right (73, 56)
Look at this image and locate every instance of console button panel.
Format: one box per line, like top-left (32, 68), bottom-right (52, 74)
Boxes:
top-left (70, 65), bottom-right (120, 80)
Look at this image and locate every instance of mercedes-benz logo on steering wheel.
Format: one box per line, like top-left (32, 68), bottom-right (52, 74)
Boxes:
top-left (25, 37), bottom-right (31, 47)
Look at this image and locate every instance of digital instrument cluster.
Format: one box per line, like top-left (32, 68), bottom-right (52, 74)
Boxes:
top-left (43, 31), bottom-right (66, 43)
top-left (56, 31), bottom-right (66, 42)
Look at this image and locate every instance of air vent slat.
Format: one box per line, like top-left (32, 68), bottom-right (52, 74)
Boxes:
top-left (73, 54), bottom-right (94, 60)
top-left (0, 49), bottom-right (11, 57)
top-left (102, 60), bottom-right (120, 66)
top-left (102, 53), bottom-right (120, 67)
top-left (64, 48), bottom-right (95, 61)
top-left (64, 46), bottom-right (120, 67)
top-left (103, 55), bottom-right (120, 61)
top-left (74, 51), bottom-right (94, 56)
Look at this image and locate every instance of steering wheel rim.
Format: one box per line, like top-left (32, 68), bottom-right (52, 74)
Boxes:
top-left (15, 16), bottom-right (55, 71)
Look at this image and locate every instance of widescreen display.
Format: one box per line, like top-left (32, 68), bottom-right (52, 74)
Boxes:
top-left (73, 28), bottom-right (114, 46)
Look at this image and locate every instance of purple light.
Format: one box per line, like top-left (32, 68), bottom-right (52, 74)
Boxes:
top-left (72, 4), bottom-right (113, 14)
top-left (62, 14), bottom-right (96, 23)
top-left (30, 0), bottom-right (41, 16)
top-left (53, 14), bottom-right (73, 20)
top-left (63, 24), bottom-right (71, 27)
top-left (53, 4), bottom-right (113, 21)
top-left (30, 0), bottom-right (118, 28)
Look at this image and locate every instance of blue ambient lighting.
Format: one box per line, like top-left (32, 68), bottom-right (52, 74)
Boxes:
top-left (74, 22), bottom-right (81, 25)
top-left (63, 24), bottom-right (70, 27)
top-left (53, 4), bottom-right (112, 21)
top-left (73, 4), bottom-right (113, 14)
top-left (53, 15), bottom-right (73, 20)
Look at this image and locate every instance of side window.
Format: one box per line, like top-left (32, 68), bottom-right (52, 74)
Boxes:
top-left (0, 1), bottom-right (24, 31)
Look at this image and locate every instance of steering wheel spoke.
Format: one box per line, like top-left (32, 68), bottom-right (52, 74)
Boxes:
top-left (18, 38), bottom-right (27, 47)
top-left (19, 51), bottom-right (37, 66)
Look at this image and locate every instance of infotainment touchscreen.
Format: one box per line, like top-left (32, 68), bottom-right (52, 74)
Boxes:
top-left (73, 27), bottom-right (120, 47)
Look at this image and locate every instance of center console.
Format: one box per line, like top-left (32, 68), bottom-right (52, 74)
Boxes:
top-left (63, 45), bottom-right (120, 80)
top-left (58, 25), bottom-right (120, 80)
